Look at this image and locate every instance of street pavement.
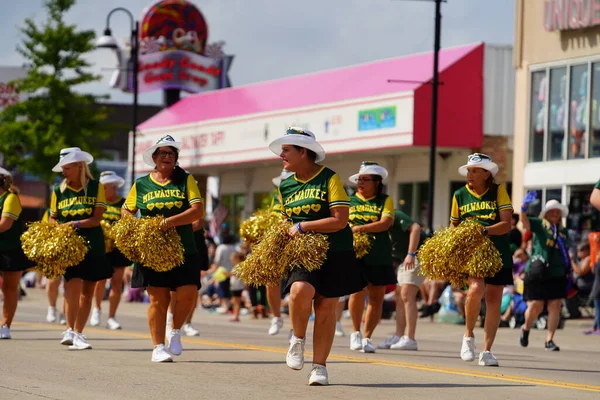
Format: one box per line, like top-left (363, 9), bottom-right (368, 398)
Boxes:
top-left (1, 289), bottom-right (599, 400)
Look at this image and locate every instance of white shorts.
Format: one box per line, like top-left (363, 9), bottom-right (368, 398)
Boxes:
top-left (396, 259), bottom-right (425, 288)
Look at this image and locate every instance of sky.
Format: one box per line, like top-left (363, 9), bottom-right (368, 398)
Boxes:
top-left (0, 0), bottom-right (515, 105)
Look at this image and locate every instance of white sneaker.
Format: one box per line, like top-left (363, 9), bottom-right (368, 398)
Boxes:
top-left (268, 317), bottom-right (283, 335)
top-left (350, 331), bottom-right (363, 351)
top-left (183, 323), bottom-right (200, 337)
top-left (391, 336), bottom-right (418, 351)
top-left (46, 306), bottom-right (57, 323)
top-left (460, 336), bottom-right (476, 361)
top-left (90, 307), bottom-right (101, 327)
top-left (478, 351), bottom-right (499, 367)
top-left (361, 338), bottom-right (376, 353)
top-left (59, 314), bottom-right (67, 326)
top-left (106, 317), bottom-right (121, 330)
top-left (308, 364), bottom-right (329, 386)
top-left (0, 325), bottom-right (11, 339)
top-left (378, 335), bottom-right (401, 349)
top-left (69, 333), bottom-right (92, 350)
top-left (60, 328), bottom-right (75, 345)
top-left (151, 344), bottom-right (173, 363)
top-left (335, 321), bottom-right (345, 337)
top-left (286, 336), bottom-right (305, 370)
top-left (167, 329), bottom-right (183, 356)
top-left (215, 307), bottom-right (228, 314)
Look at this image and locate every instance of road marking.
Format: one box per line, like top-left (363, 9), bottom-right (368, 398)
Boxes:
top-left (14, 321), bottom-right (600, 393)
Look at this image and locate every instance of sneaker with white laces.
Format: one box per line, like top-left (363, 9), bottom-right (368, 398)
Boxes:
top-left (151, 344), bottom-right (173, 363)
top-left (460, 336), bottom-right (476, 361)
top-left (335, 321), bottom-right (345, 337)
top-left (361, 338), bottom-right (376, 353)
top-left (59, 314), bottom-right (67, 326)
top-left (378, 335), bottom-right (402, 349)
top-left (0, 325), bottom-right (11, 339)
top-left (478, 351), bottom-right (499, 366)
top-left (106, 317), bottom-right (122, 330)
top-left (183, 323), bottom-right (200, 337)
top-left (268, 317), bottom-right (283, 335)
top-left (60, 328), bottom-right (75, 345)
top-left (46, 306), bottom-right (57, 323)
top-left (286, 336), bottom-right (305, 370)
top-left (308, 364), bottom-right (329, 386)
top-left (90, 307), bottom-right (101, 327)
top-left (391, 336), bottom-right (418, 351)
top-left (350, 331), bottom-right (363, 351)
top-left (167, 329), bottom-right (183, 356)
top-left (69, 333), bottom-right (92, 350)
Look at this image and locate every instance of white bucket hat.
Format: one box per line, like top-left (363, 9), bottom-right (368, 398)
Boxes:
top-left (540, 199), bottom-right (569, 219)
top-left (142, 135), bottom-right (183, 167)
top-left (99, 171), bottom-right (125, 188)
top-left (458, 153), bottom-right (499, 177)
top-left (52, 147), bottom-right (94, 172)
top-left (349, 161), bottom-right (388, 184)
top-left (0, 167), bottom-right (12, 177)
top-left (269, 127), bottom-right (326, 163)
top-left (272, 169), bottom-right (294, 187)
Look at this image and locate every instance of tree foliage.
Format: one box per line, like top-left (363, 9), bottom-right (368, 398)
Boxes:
top-left (0, 0), bottom-right (113, 185)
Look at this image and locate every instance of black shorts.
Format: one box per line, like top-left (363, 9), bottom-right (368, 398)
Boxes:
top-left (0, 248), bottom-right (34, 272)
top-left (131, 253), bottom-right (202, 291)
top-left (231, 289), bottom-right (243, 298)
top-left (484, 267), bottom-right (514, 286)
top-left (64, 253), bottom-right (113, 282)
top-left (282, 250), bottom-right (367, 298)
top-left (107, 248), bottom-right (132, 268)
top-left (524, 276), bottom-right (567, 301)
top-left (358, 260), bottom-right (397, 286)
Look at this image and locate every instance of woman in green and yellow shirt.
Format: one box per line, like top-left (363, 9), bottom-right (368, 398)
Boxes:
top-left (347, 161), bottom-right (395, 354)
top-left (269, 127), bottom-right (366, 386)
top-left (122, 135), bottom-right (204, 363)
top-left (450, 153), bottom-right (513, 367)
top-left (50, 148), bottom-right (113, 350)
top-left (0, 167), bottom-right (31, 339)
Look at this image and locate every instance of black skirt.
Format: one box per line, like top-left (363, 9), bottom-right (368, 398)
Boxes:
top-left (484, 267), bottom-right (514, 286)
top-left (524, 276), bottom-right (567, 301)
top-left (64, 253), bottom-right (113, 282)
top-left (358, 260), bottom-right (397, 286)
top-left (131, 253), bottom-right (202, 291)
top-left (0, 248), bottom-right (34, 272)
top-left (107, 248), bottom-right (132, 268)
top-left (282, 250), bottom-right (367, 298)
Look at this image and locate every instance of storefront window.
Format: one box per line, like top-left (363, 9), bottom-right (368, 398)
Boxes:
top-left (590, 63), bottom-right (600, 158)
top-left (548, 67), bottom-right (567, 161)
top-left (220, 193), bottom-right (246, 238)
top-left (569, 64), bottom-right (589, 159)
top-left (567, 185), bottom-right (599, 247)
top-left (529, 71), bottom-right (547, 162)
top-left (398, 182), bottom-right (429, 227)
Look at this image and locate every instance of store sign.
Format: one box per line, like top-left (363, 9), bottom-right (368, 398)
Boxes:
top-left (137, 0), bottom-right (231, 93)
top-left (358, 106), bottom-right (397, 131)
top-left (544, 0), bottom-right (600, 31)
top-left (0, 67), bottom-right (26, 110)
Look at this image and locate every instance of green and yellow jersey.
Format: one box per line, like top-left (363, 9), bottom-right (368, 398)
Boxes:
top-left (0, 191), bottom-right (23, 252)
top-left (450, 183), bottom-right (513, 269)
top-left (103, 198), bottom-right (125, 223)
top-left (525, 217), bottom-right (569, 278)
top-left (390, 210), bottom-right (427, 261)
top-left (279, 166), bottom-right (352, 252)
top-left (269, 188), bottom-right (283, 217)
top-left (50, 180), bottom-right (107, 256)
top-left (349, 193), bottom-right (394, 266)
top-left (124, 173), bottom-right (203, 255)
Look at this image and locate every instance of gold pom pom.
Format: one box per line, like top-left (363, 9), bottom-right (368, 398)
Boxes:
top-left (353, 232), bottom-right (374, 259)
top-left (239, 209), bottom-right (284, 246)
top-left (113, 215), bottom-right (184, 272)
top-left (283, 230), bottom-right (329, 272)
top-left (417, 221), bottom-right (503, 287)
top-left (100, 220), bottom-right (115, 253)
top-left (21, 221), bottom-right (88, 279)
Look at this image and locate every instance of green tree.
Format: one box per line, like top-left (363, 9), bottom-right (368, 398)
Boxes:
top-left (0, 0), bottom-right (113, 202)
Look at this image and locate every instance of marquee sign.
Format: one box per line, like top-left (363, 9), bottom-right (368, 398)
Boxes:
top-left (136, 0), bottom-right (232, 93)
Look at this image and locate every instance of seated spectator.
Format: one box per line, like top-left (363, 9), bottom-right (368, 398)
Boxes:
top-left (572, 242), bottom-right (593, 296)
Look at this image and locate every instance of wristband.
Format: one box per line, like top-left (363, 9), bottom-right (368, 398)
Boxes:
top-left (408, 252), bottom-right (416, 257)
top-left (520, 205), bottom-right (528, 212)
top-left (76, 221), bottom-right (81, 230)
top-left (295, 222), bottom-right (305, 234)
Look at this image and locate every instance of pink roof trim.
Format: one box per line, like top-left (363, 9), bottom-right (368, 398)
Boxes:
top-left (139, 43), bottom-right (483, 131)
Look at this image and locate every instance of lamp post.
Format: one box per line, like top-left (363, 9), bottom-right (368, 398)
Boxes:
top-left (96, 7), bottom-right (139, 189)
